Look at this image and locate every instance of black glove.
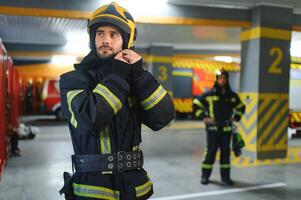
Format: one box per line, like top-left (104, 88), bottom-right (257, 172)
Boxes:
top-left (110, 59), bottom-right (132, 80)
top-left (130, 59), bottom-right (143, 81)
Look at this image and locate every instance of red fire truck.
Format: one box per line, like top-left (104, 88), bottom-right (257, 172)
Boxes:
top-left (41, 79), bottom-right (64, 120)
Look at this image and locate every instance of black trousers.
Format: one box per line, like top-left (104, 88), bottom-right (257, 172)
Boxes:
top-left (202, 130), bottom-right (232, 178)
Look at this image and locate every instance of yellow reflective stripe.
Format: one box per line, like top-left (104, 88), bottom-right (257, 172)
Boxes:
top-left (207, 126), bottom-right (218, 131)
top-left (73, 183), bottom-right (119, 200)
top-left (202, 164), bottom-right (213, 169)
top-left (193, 98), bottom-right (203, 108)
top-left (220, 164), bottom-right (231, 168)
top-left (205, 96), bottom-right (219, 118)
top-left (100, 127), bottom-right (111, 154)
top-left (236, 102), bottom-right (244, 109)
top-left (133, 145), bottom-right (139, 151)
top-left (93, 84), bottom-right (122, 114)
top-left (195, 109), bottom-right (203, 117)
top-left (67, 90), bottom-right (84, 128)
top-left (135, 180), bottom-right (153, 198)
top-left (100, 127), bottom-right (112, 174)
top-left (223, 126), bottom-right (232, 132)
top-left (140, 85), bottom-right (167, 110)
top-left (235, 111), bottom-right (244, 117)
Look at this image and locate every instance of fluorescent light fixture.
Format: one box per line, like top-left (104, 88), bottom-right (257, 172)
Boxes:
top-left (99, 0), bottom-right (168, 17)
top-left (65, 32), bottom-right (90, 55)
top-left (51, 55), bottom-right (77, 65)
top-left (291, 40), bottom-right (301, 57)
top-left (214, 56), bottom-right (233, 63)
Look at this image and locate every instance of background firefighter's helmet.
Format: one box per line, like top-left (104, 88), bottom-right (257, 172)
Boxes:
top-left (215, 68), bottom-right (229, 80)
top-left (88, 2), bottom-right (136, 50)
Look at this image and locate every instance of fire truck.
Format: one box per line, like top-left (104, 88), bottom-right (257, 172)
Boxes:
top-left (41, 79), bottom-right (64, 120)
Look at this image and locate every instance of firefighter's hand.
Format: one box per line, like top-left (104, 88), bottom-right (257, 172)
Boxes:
top-left (114, 51), bottom-right (130, 64)
top-left (203, 117), bottom-right (215, 125)
top-left (120, 49), bottom-right (142, 64)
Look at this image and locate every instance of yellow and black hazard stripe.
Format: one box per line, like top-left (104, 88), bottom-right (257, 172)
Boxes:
top-left (173, 98), bottom-right (193, 113)
top-left (240, 26), bottom-right (291, 42)
top-left (232, 147), bottom-right (301, 168)
top-left (257, 93), bottom-right (288, 152)
top-left (172, 57), bottom-right (240, 72)
top-left (237, 93), bottom-right (258, 152)
top-left (290, 112), bottom-right (301, 123)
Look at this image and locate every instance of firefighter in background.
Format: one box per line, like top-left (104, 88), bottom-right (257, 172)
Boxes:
top-left (59, 2), bottom-right (175, 200)
top-left (193, 69), bottom-right (245, 185)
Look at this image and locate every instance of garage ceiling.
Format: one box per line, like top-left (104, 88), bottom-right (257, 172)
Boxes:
top-left (0, 0), bottom-right (300, 65)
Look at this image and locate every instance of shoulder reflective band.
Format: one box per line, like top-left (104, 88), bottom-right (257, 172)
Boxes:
top-left (93, 83), bottom-right (122, 114)
top-left (202, 163), bottom-right (213, 169)
top-left (73, 183), bottom-right (119, 200)
top-left (135, 179), bottom-right (153, 198)
top-left (220, 164), bottom-right (231, 169)
top-left (205, 96), bottom-right (219, 119)
top-left (67, 90), bottom-right (84, 128)
top-left (140, 85), bottom-right (167, 111)
top-left (193, 98), bottom-right (203, 108)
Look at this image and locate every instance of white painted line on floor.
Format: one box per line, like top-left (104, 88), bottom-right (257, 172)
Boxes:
top-left (151, 182), bottom-right (287, 200)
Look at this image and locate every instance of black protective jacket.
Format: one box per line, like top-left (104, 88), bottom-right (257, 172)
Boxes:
top-left (193, 83), bottom-right (245, 128)
top-left (60, 52), bottom-right (175, 200)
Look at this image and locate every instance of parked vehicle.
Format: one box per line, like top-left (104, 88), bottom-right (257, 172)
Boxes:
top-left (41, 79), bottom-right (64, 120)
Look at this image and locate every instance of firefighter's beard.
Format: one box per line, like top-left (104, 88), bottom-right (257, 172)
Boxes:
top-left (97, 46), bottom-right (118, 60)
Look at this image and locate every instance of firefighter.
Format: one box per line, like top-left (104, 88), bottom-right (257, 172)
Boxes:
top-left (59, 2), bottom-right (175, 200)
top-left (193, 69), bottom-right (245, 186)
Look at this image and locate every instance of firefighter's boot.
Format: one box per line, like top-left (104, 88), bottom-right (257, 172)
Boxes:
top-left (201, 168), bottom-right (212, 185)
top-left (221, 168), bottom-right (234, 186)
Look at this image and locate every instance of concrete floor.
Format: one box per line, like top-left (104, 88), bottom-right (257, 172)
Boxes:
top-left (0, 117), bottom-right (300, 200)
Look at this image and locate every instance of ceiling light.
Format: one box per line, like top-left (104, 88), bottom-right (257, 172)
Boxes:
top-left (99, 0), bottom-right (168, 17)
top-left (51, 55), bottom-right (77, 65)
top-left (214, 56), bottom-right (233, 63)
top-left (291, 40), bottom-right (301, 57)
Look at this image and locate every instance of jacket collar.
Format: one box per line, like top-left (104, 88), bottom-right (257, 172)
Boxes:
top-left (74, 51), bottom-right (114, 70)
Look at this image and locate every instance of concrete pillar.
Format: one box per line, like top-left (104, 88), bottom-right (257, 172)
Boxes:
top-left (149, 45), bottom-right (173, 95)
top-left (239, 5), bottom-right (293, 159)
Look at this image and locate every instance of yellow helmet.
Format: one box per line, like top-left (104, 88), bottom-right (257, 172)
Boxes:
top-left (88, 2), bottom-right (136, 49)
